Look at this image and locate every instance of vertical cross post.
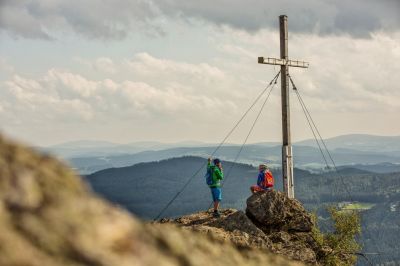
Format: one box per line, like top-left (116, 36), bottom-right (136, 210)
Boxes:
top-left (279, 15), bottom-right (294, 199)
top-left (258, 15), bottom-right (309, 199)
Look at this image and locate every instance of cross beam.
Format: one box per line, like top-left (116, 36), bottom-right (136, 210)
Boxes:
top-left (258, 57), bottom-right (309, 68)
top-left (258, 15), bottom-right (309, 199)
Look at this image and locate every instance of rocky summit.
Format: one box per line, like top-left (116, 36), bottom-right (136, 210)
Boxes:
top-left (0, 134), bottom-right (303, 266)
top-left (161, 191), bottom-right (323, 265)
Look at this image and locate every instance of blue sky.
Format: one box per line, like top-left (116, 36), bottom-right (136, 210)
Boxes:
top-left (1, 0), bottom-right (399, 146)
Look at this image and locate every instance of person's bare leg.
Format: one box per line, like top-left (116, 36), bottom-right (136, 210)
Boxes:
top-left (214, 201), bottom-right (219, 212)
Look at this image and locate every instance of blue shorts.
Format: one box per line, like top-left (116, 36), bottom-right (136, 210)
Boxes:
top-left (210, 187), bottom-right (222, 202)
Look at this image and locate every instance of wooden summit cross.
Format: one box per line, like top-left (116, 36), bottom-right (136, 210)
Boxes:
top-left (258, 15), bottom-right (309, 199)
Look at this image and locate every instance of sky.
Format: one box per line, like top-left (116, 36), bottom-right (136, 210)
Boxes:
top-left (0, 0), bottom-right (399, 146)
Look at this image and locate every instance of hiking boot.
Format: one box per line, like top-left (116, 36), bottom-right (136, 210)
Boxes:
top-left (213, 210), bottom-right (221, 218)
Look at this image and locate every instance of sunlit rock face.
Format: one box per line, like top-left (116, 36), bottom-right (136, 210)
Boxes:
top-left (0, 134), bottom-right (303, 266)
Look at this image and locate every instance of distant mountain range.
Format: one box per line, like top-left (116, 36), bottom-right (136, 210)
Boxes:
top-left (337, 162), bottom-right (400, 174)
top-left (37, 140), bottom-right (221, 158)
top-left (296, 134), bottom-right (400, 152)
top-left (38, 134), bottom-right (400, 175)
top-left (70, 144), bottom-right (400, 175)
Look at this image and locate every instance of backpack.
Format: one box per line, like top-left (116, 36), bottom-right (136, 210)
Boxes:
top-left (262, 170), bottom-right (274, 188)
top-left (205, 166), bottom-right (214, 186)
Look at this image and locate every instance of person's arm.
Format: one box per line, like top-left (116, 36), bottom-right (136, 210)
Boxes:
top-left (215, 167), bottom-right (223, 180)
top-left (257, 172), bottom-right (263, 186)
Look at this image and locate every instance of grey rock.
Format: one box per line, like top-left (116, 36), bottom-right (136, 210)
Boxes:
top-left (0, 134), bottom-right (303, 266)
top-left (166, 191), bottom-right (321, 265)
top-left (246, 190), bottom-right (314, 232)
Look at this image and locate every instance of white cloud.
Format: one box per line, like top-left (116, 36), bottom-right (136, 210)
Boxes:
top-left (218, 44), bottom-right (257, 60)
top-left (125, 52), bottom-right (226, 81)
top-left (1, 22), bottom-right (400, 145)
top-left (4, 73), bottom-right (94, 121)
top-left (75, 57), bottom-right (117, 74)
top-left (1, 68), bottom-right (232, 125)
top-left (76, 53), bottom-right (232, 97)
top-left (295, 32), bottom-right (400, 111)
top-left (214, 27), bottom-right (400, 113)
top-left (93, 57), bottom-right (116, 74)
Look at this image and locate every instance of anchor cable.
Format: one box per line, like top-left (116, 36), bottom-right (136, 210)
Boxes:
top-left (154, 71), bottom-right (280, 220)
top-left (289, 74), bottom-right (353, 202)
top-left (289, 74), bottom-right (385, 265)
top-left (207, 74), bottom-right (279, 209)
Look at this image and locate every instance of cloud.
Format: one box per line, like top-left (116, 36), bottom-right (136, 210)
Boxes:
top-left (75, 57), bottom-right (117, 74)
top-left (157, 0), bottom-right (400, 37)
top-left (0, 54), bottom-right (248, 144)
top-left (0, 0), bottom-right (161, 39)
top-left (93, 58), bottom-right (116, 74)
top-left (76, 53), bottom-right (230, 95)
top-left (1, 0), bottom-right (398, 40)
top-left (0, 58), bottom-right (14, 73)
top-left (124, 52), bottom-right (226, 86)
top-left (1, 24), bottom-right (399, 145)
top-left (206, 27), bottom-right (400, 114)
top-left (3, 73), bottom-right (94, 121)
top-left (296, 32), bottom-right (400, 111)
top-left (0, 68), bottom-right (231, 126)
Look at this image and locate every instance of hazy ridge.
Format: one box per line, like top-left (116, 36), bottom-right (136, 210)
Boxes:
top-left (38, 134), bottom-right (400, 175)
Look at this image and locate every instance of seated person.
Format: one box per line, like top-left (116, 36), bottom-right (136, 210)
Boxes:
top-left (250, 164), bottom-right (274, 194)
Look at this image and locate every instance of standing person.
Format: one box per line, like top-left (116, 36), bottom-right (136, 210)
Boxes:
top-left (207, 157), bottom-right (224, 218)
top-left (250, 164), bottom-right (274, 194)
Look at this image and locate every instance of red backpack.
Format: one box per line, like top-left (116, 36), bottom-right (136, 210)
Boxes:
top-left (262, 170), bottom-right (274, 188)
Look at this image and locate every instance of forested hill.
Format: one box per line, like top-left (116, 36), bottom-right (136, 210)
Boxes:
top-left (85, 156), bottom-right (400, 265)
top-left (86, 156), bottom-right (400, 215)
top-left (86, 156), bottom-right (266, 218)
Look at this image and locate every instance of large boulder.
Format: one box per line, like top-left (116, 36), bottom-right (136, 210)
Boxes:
top-left (0, 134), bottom-right (302, 266)
top-left (246, 190), bottom-right (314, 232)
